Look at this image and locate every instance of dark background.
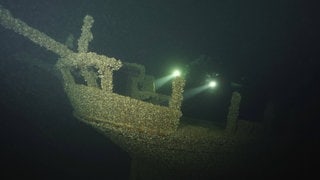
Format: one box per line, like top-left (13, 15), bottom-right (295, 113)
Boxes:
top-left (0, 0), bottom-right (318, 179)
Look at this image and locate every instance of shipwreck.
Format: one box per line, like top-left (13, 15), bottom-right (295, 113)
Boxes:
top-left (0, 5), bottom-right (263, 179)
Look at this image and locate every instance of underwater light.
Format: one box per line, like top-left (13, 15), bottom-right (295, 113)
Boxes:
top-left (184, 80), bottom-right (218, 99)
top-left (172, 69), bottom-right (181, 77)
top-left (155, 69), bottom-right (182, 89)
top-left (208, 80), bottom-right (217, 88)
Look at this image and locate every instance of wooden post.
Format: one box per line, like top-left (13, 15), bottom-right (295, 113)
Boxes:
top-left (226, 91), bottom-right (241, 134)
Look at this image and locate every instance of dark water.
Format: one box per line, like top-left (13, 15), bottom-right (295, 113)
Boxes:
top-left (0, 0), bottom-right (317, 179)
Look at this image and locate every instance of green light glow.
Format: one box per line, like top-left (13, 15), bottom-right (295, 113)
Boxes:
top-left (172, 69), bottom-right (181, 77)
top-left (208, 81), bottom-right (217, 88)
top-left (155, 68), bottom-right (182, 89)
